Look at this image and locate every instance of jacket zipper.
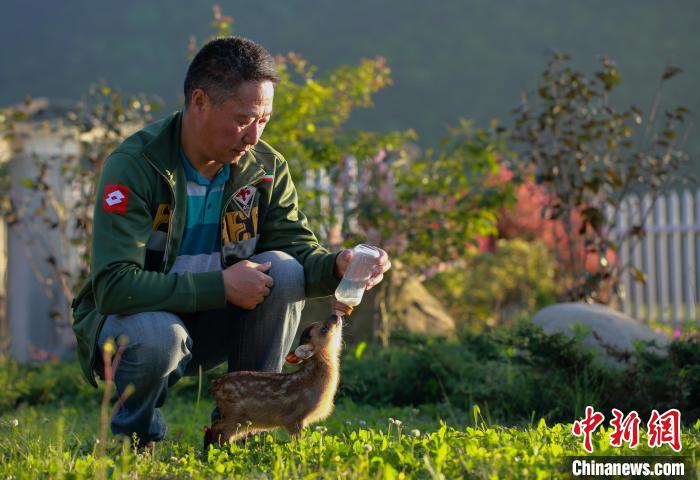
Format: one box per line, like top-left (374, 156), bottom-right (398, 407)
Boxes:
top-left (143, 154), bottom-right (176, 272)
top-left (144, 151), bottom-right (266, 270)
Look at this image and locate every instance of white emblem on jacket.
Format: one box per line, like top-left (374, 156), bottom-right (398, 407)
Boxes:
top-left (232, 185), bottom-right (256, 218)
top-left (105, 190), bottom-right (125, 206)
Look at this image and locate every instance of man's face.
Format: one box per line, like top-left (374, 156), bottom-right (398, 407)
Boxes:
top-left (196, 80), bottom-right (274, 165)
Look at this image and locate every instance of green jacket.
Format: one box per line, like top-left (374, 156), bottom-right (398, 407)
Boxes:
top-left (72, 112), bottom-right (339, 386)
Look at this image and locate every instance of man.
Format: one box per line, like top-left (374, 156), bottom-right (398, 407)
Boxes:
top-left (71, 36), bottom-right (390, 447)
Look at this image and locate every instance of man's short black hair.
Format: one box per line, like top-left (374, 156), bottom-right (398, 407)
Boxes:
top-left (184, 36), bottom-right (279, 107)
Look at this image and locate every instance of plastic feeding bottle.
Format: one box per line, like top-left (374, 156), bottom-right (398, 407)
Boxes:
top-left (333, 244), bottom-right (381, 317)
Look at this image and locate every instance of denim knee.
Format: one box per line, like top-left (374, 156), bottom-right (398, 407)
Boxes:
top-left (98, 311), bottom-right (192, 383)
top-left (252, 250), bottom-right (306, 304)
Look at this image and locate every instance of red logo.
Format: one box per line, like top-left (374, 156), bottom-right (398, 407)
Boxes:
top-left (572, 407), bottom-right (683, 453)
top-left (572, 406), bottom-right (605, 453)
top-left (103, 184), bottom-right (129, 214)
top-left (609, 408), bottom-right (641, 448)
top-left (647, 409), bottom-right (682, 452)
top-left (237, 187), bottom-right (251, 202)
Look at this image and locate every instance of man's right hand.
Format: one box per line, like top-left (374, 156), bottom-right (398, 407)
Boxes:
top-left (222, 260), bottom-right (274, 310)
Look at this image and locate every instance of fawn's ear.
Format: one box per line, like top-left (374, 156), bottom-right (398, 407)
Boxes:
top-left (294, 343), bottom-right (315, 359)
top-left (285, 352), bottom-right (303, 364)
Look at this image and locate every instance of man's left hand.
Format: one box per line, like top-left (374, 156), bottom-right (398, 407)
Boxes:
top-left (335, 246), bottom-right (391, 291)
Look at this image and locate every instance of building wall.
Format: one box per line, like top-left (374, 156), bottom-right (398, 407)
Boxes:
top-left (1, 123), bottom-right (80, 361)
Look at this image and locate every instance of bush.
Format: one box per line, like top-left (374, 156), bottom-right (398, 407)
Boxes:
top-left (425, 239), bottom-right (558, 330)
top-left (339, 321), bottom-right (700, 426)
top-left (339, 322), bottom-right (613, 424)
top-left (616, 335), bottom-right (700, 422)
top-left (0, 358), bottom-right (94, 413)
top-left (4, 324), bottom-right (698, 427)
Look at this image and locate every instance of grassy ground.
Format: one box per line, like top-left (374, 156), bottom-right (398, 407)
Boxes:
top-left (1, 387), bottom-right (698, 479)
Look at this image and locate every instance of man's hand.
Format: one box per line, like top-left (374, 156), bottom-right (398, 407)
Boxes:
top-left (222, 260), bottom-right (274, 309)
top-left (335, 246), bottom-right (391, 291)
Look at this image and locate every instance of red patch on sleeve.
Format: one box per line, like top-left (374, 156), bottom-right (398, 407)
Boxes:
top-left (103, 184), bottom-right (129, 214)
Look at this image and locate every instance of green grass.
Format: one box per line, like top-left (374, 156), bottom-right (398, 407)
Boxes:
top-left (1, 390), bottom-right (698, 479)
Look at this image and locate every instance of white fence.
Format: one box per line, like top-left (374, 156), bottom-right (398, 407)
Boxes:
top-left (612, 189), bottom-right (700, 325)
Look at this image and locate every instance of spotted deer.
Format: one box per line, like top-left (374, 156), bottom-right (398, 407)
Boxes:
top-left (205, 315), bottom-right (343, 446)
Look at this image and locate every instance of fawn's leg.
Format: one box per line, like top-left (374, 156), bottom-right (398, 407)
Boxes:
top-left (285, 421), bottom-right (304, 442)
top-left (211, 416), bottom-right (254, 445)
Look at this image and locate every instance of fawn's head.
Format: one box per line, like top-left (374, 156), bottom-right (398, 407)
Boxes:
top-left (286, 315), bottom-right (343, 364)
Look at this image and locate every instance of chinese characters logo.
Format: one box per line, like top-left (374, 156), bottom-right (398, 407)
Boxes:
top-left (572, 406), bottom-right (681, 453)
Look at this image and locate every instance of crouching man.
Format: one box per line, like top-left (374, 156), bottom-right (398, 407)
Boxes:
top-left (72, 36), bottom-right (390, 448)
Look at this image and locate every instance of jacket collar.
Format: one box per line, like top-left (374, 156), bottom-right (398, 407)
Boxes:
top-left (142, 111), bottom-right (182, 186)
top-left (142, 110), bottom-right (266, 188)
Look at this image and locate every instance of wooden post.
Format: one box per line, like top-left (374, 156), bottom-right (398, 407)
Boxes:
top-left (655, 195), bottom-right (669, 324)
top-left (642, 193), bottom-right (657, 323)
top-left (617, 200), bottom-right (632, 314)
top-left (669, 191), bottom-right (682, 324)
top-left (681, 190), bottom-right (696, 322)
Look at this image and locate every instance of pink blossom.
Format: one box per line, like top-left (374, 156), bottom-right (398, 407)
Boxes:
top-left (373, 149), bottom-right (387, 164)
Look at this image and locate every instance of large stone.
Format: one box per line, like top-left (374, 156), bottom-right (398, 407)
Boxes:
top-left (532, 302), bottom-right (670, 366)
top-left (300, 260), bottom-right (455, 345)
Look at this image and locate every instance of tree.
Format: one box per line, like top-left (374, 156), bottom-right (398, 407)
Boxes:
top-left (507, 52), bottom-right (692, 303)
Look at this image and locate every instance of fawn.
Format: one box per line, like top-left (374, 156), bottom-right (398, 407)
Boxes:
top-left (205, 314), bottom-right (343, 446)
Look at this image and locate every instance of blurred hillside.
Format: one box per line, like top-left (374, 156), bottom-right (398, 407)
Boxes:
top-left (1, 0), bottom-right (698, 155)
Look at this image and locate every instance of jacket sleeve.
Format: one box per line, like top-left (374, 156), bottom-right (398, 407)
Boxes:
top-left (91, 153), bottom-right (226, 315)
top-left (256, 157), bottom-right (340, 298)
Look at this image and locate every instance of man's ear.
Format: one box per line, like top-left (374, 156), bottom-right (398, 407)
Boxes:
top-left (294, 344), bottom-right (315, 360)
top-left (191, 88), bottom-right (208, 112)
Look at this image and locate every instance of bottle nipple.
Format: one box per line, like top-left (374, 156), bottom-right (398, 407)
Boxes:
top-left (332, 300), bottom-right (354, 317)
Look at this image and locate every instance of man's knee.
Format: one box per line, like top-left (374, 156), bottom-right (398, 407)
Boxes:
top-left (252, 250), bottom-right (305, 302)
top-left (98, 311), bottom-right (192, 379)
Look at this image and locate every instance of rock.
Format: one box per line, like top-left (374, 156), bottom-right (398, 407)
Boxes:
top-left (532, 302), bottom-right (670, 367)
top-left (300, 260), bottom-right (455, 345)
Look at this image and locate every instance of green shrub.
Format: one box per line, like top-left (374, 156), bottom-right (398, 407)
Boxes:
top-left (425, 239), bottom-right (558, 331)
top-left (339, 322), bottom-right (700, 426)
top-left (614, 335), bottom-right (700, 422)
top-left (0, 358), bottom-right (94, 413)
top-left (3, 324), bottom-right (698, 428)
top-left (339, 322), bottom-right (613, 424)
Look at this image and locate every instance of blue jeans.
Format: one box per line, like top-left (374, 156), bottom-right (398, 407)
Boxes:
top-left (97, 251), bottom-right (306, 444)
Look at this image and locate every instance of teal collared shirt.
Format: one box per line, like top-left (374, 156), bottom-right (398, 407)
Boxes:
top-left (170, 150), bottom-right (231, 273)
